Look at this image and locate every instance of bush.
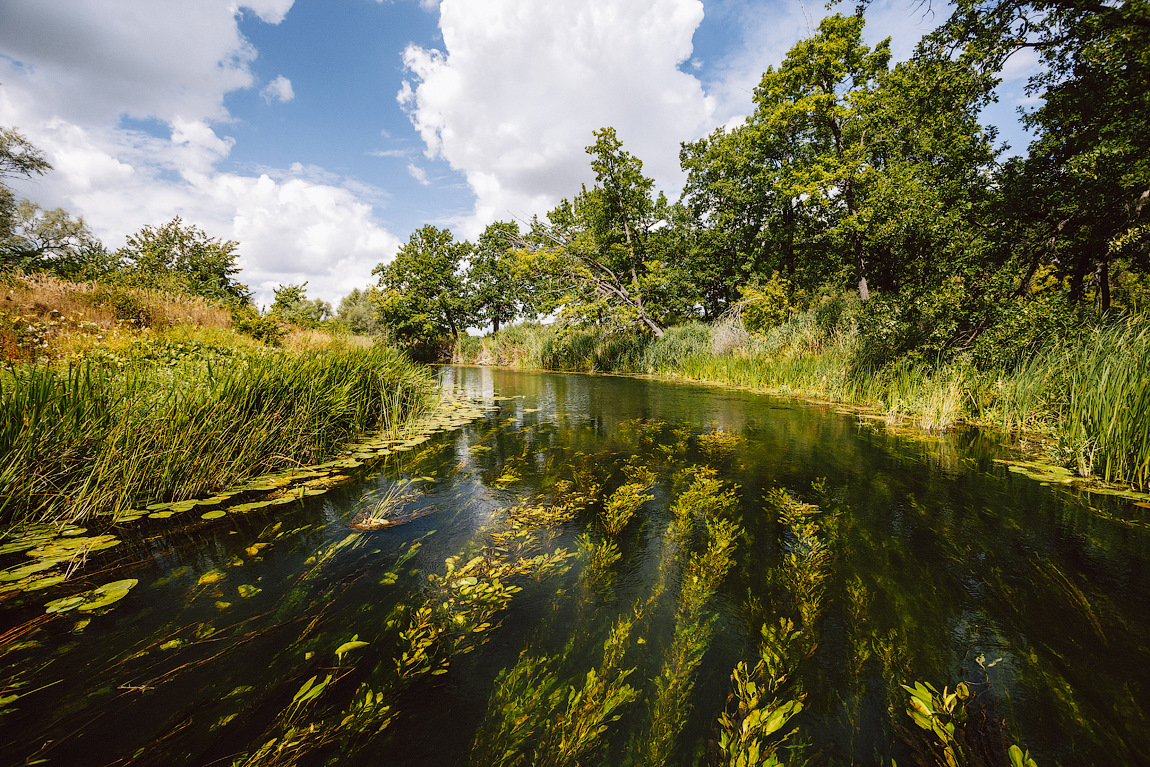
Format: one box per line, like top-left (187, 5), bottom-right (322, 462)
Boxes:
top-left (971, 290), bottom-right (1085, 371)
top-left (739, 272), bottom-right (799, 333)
top-left (86, 286), bottom-right (156, 327)
top-left (231, 305), bottom-right (284, 346)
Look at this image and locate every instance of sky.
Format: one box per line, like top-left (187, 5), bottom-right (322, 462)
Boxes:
top-left (0, 0), bottom-right (1038, 308)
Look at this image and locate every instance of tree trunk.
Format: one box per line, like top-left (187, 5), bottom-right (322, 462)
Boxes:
top-left (1096, 255), bottom-right (1110, 314)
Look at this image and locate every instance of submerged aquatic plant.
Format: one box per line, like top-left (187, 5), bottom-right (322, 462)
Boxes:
top-left (635, 512), bottom-right (742, 766)
top-left (697, 428), bottom-right (745, 461)
top-left (601, 479), bottom-right (654, 538)
top-left (231, 489), bottom-right (583, 767)
top-left (716, 620), bottom-right (806, 767)
top-left (471, 614), bottom-right (641, 767)
top-left (901, 678), bottom-right (1040, 767)
top-left (766, 487), bottom-right (833, 631)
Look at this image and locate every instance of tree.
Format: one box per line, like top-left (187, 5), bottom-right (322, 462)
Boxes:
top-left (269, 282), bottom-right (333, 328)
top-left (920, 0), bottom-right (1150, 311)
top-left (336, 287), bottom-right (382, 335)
top-left (1, 126), bottom-right (53, 258)
top-left (372, 225), bottom-right (473, 351)
top-left (117, 217), bottom-right (249, 303)
top-left (518, 128), bottom-right (671, 336)
top-left (0, 126), bottom-right (51, 184)
top-left (467, 220), bottom-right (533, 333)
top-left (1, 200), bottom-right (98, 273)
top-left (754, 14), bottom-right (892, 301)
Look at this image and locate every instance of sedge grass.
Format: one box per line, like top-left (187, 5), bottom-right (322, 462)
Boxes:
top-left (0, 344), bottom-right (435, 526)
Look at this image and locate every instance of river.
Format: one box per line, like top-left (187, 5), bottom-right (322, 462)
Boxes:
top-left (0, 366), bottom-right (1147, 766)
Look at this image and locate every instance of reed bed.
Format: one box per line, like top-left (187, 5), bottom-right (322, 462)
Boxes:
top-left (471, 308), bottom-right (1150, 490)
top-left (0, 344), bottom-right (435, 526)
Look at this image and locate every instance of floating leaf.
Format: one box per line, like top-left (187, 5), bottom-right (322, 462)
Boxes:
top-left (238, 584), bottom-right (261, 598)
top-left (201, 510), bottom-right (227, 520)
top-left (76, 579), bottom-right (137, 611)
top-left (1, 560), bottom-right (60, 582)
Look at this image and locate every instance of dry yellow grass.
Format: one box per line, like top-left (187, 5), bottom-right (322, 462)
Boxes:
top-left (284, 327), bottom-right (373, 352)
top-left (1, 271), bottom-right (234, 361)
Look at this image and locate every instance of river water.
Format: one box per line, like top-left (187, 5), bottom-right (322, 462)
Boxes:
top-left (1, 366), bottom-right (1147, 766)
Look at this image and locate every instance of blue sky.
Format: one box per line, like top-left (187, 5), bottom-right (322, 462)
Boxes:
top-left (0, 0), bottom-right (1036, 306)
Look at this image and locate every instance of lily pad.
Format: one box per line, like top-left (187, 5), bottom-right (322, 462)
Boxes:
top-left (1, 560), bottom-right (62, 582)
top-left (76, 579), bottom-right (138, 611)
top-left (45, 578), bottom-right (138, 614)
top-left (201, 510), bottom-right (227, 520)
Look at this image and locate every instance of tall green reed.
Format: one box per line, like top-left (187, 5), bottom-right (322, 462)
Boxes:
top-left (0, 344), bottom-right (435, 526)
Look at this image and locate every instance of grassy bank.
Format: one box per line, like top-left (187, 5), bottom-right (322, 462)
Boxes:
top-left (455, 309), bottom-right (1150, 491)
top-left (1, 274), bottom-right (435, 528)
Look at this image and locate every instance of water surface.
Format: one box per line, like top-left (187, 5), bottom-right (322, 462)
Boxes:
top-left (1, 366), bottom-right (1147, 766)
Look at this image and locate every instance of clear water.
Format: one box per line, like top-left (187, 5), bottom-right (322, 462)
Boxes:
top-left (1, 366), bottom-right (1147, 766)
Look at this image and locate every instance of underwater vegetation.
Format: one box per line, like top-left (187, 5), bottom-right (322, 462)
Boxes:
top-left (2, 368), bottom-right (1145, 766)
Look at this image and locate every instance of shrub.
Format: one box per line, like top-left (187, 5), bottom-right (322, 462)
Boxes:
top-left (231, 305), bottom-right (284, 346)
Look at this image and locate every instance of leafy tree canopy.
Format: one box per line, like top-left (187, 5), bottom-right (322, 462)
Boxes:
top-left (117, 217), bottom-right (250, 304)
top-left (519, 127), bottom-right (672, 336)
top-left (373, 225), bottom-right (473, 352)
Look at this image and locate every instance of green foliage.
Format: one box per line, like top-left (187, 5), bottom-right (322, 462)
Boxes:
top-left (337, 287), bottom-right (382, 335)
top-left (269, 281), bottom-right (332, 328)
top-left (469, 220), bottom-right (532, 332)
top-left (0, 126), bottom-right (51, 183)
top-left (230, 304), bottom-right (284, 346)
top-left (1, 200), bottom-right (99, 274)
top-left (520, 128), bottom-right (672, 337)
top-left (0, 344), bottom-right (434, 525)
top-left (85, 285), bottom-right (156, 327)
top-left (739, 273), bottom-right (799, 334)
top-left (116, 217), bottom-right (249, 304)
top-left (374, 225), bottom-right (473, 358)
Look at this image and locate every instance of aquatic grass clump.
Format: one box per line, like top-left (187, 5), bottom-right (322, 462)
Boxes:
top-left (767, 487), bottom-right (833, 631)
top-left (1060, 319), bottom-right (1150, 488)
top-left (636, 512), bottom-right (742, 766)
top-left (716, 620), bottom-right (806, 767)
top-left (471, 613), bottom-right (642, 767)
top-left (0, 344), bottom-right (436, 526)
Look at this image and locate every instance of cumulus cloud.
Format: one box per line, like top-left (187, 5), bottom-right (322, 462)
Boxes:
top-left (0, 0), bottom-right (401, 304)
top-left (261, 75), bottom-right (295, 104)
top-left (398, 0), bottom-right (714, 236)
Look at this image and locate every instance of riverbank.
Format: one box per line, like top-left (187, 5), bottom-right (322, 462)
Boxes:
top-left (0, 273), bottom-right (437, 528)
top-left (454, 309), bottom-right (1150, 492)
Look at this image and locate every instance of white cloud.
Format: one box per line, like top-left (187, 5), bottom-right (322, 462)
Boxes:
top-left (398, 0), bottom-right (713, 237)
top-left (406, 163), bottom-right (430, 185)
top-left (0, 0), bottom-right (401, 305)
top-left (261, 75), bottom-right (295, 104)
